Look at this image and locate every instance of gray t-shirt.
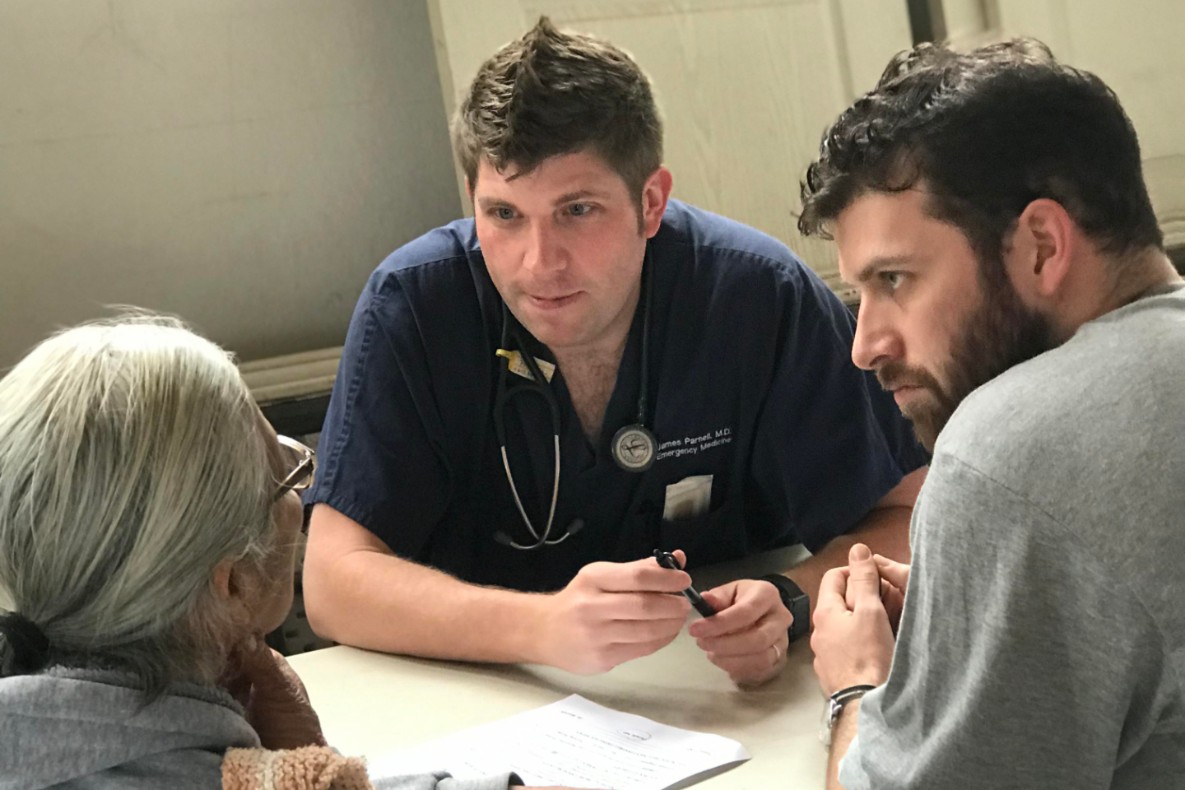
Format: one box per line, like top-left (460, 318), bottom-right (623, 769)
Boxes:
top-left (841, 284), bottom-right (1185, 789)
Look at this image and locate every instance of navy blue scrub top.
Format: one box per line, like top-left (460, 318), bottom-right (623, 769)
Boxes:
top-left (308, 200), bottom-right (927, 592)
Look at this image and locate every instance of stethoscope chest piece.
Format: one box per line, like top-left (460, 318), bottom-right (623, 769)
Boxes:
top-left (611, 423), bottom-right (657, 472)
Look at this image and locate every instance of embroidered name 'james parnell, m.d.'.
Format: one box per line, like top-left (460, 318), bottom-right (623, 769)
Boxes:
top-left (655, 426), bottom-right (733, 462)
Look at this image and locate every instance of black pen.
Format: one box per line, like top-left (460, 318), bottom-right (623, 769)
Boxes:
top-left (653, 550), bottom-right (717, 617)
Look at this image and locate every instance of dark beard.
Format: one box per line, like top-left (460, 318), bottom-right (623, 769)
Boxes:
top-left (878, 278), bottom-right (1055, 452)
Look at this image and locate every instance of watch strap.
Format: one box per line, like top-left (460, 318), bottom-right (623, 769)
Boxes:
top-left (758, 573), bottom-right (810, 643)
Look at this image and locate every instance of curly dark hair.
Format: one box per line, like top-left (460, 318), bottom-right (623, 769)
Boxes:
top-left (452, 17), bottom-right (662, 202)
top-left (799, 38), bottom-right (1162, 270)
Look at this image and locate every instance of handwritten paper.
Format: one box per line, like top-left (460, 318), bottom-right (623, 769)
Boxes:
top-left (368, 694), bottom-right (749, 790)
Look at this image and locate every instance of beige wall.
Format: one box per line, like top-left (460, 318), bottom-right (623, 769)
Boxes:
top-left (0, 0), bottom-right (461, 369)
top-left (429, 0), bottom-right (914, 298)
top-left (6, 1), bottom-right (1183, 375)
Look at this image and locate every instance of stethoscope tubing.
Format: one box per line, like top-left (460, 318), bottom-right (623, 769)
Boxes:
top-left (493, 330), bottom-right (567, 548)
top-left (498, 436), bottom-right (565, 548)
top-left (493, 249), bottom-right (654, 549)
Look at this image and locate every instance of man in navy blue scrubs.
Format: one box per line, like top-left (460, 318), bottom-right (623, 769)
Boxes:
top-left (303, 18), bottom-right (927, 686)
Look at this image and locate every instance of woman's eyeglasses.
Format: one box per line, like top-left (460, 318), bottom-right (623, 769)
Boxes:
top-left (273, 435), bottom-right (316, 503)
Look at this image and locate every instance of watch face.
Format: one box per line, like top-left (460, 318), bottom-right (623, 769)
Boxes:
top-left (788, 592), bottom-right (811, 642)
top-left (759, 575), bottom-right (811, 642)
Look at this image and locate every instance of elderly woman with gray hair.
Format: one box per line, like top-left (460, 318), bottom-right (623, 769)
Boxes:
top-left (0, 317), bottom-right (570, 790)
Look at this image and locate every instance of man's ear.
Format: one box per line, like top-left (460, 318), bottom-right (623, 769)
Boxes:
top-left (641, 166), bottom-right (673, 238)
top-left (1008, 198), bottom-right (1076, 301)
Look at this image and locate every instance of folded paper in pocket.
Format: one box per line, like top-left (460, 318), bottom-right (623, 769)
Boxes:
top-left (663, 474), bottom-right (713, 521)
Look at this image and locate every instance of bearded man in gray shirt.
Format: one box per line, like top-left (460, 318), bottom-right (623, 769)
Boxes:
top-left (800, 38), bottom-right (1185, 789)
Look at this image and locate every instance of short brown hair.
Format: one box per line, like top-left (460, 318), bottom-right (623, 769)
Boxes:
top-left (452, 17), bottom-right (663, 200)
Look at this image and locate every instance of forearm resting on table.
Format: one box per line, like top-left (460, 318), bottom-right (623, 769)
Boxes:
top-left (784, 505), bottom-right (912, 610)
top-left (784, 466), bottom-right (923, 610)
top-left (302, 505), bottom-right (550, 664)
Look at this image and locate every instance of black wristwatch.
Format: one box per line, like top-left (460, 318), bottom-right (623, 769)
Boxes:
top-left (759, 574), bottom-right (811, 643)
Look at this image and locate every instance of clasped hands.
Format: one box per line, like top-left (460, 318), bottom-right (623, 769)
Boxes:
top-left (810, 543), bottom-right (909, 697)
top-left (537, 550), bottom-right (793, 686)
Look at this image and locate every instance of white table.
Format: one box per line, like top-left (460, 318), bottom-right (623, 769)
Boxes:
top-left (289, 547), bottom-right (827, 789)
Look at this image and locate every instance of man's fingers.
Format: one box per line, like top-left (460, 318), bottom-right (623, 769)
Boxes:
top-left (846, 543), bottom-right (883, 609)
top-left (696, 585), bottom-right (738, 618)
top-left (690, 580), bottom-right (780, 637)
top-left (564, 589), bottom-right (691, 626)
top-left (815, 565), bottom-right (850, 615)
top-left (576, 559), bottom-right (691, 595)
top-left (591, 613), bottom-right (689, 643)
top-left (709, 647), bottom-right (783, 687)
top-left (588, 633), bottom-right (682, 674)
top-left (873, 554), bottom-right (911, 590)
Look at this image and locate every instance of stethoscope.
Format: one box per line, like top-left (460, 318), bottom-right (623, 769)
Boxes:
top-left (491, 252), bottom-right (658, 550)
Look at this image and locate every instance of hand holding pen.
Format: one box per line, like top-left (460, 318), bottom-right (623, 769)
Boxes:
top-left (535, 554), bottom-right (695, 674)
top-left (653, 550), bottom-right (717, 618)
